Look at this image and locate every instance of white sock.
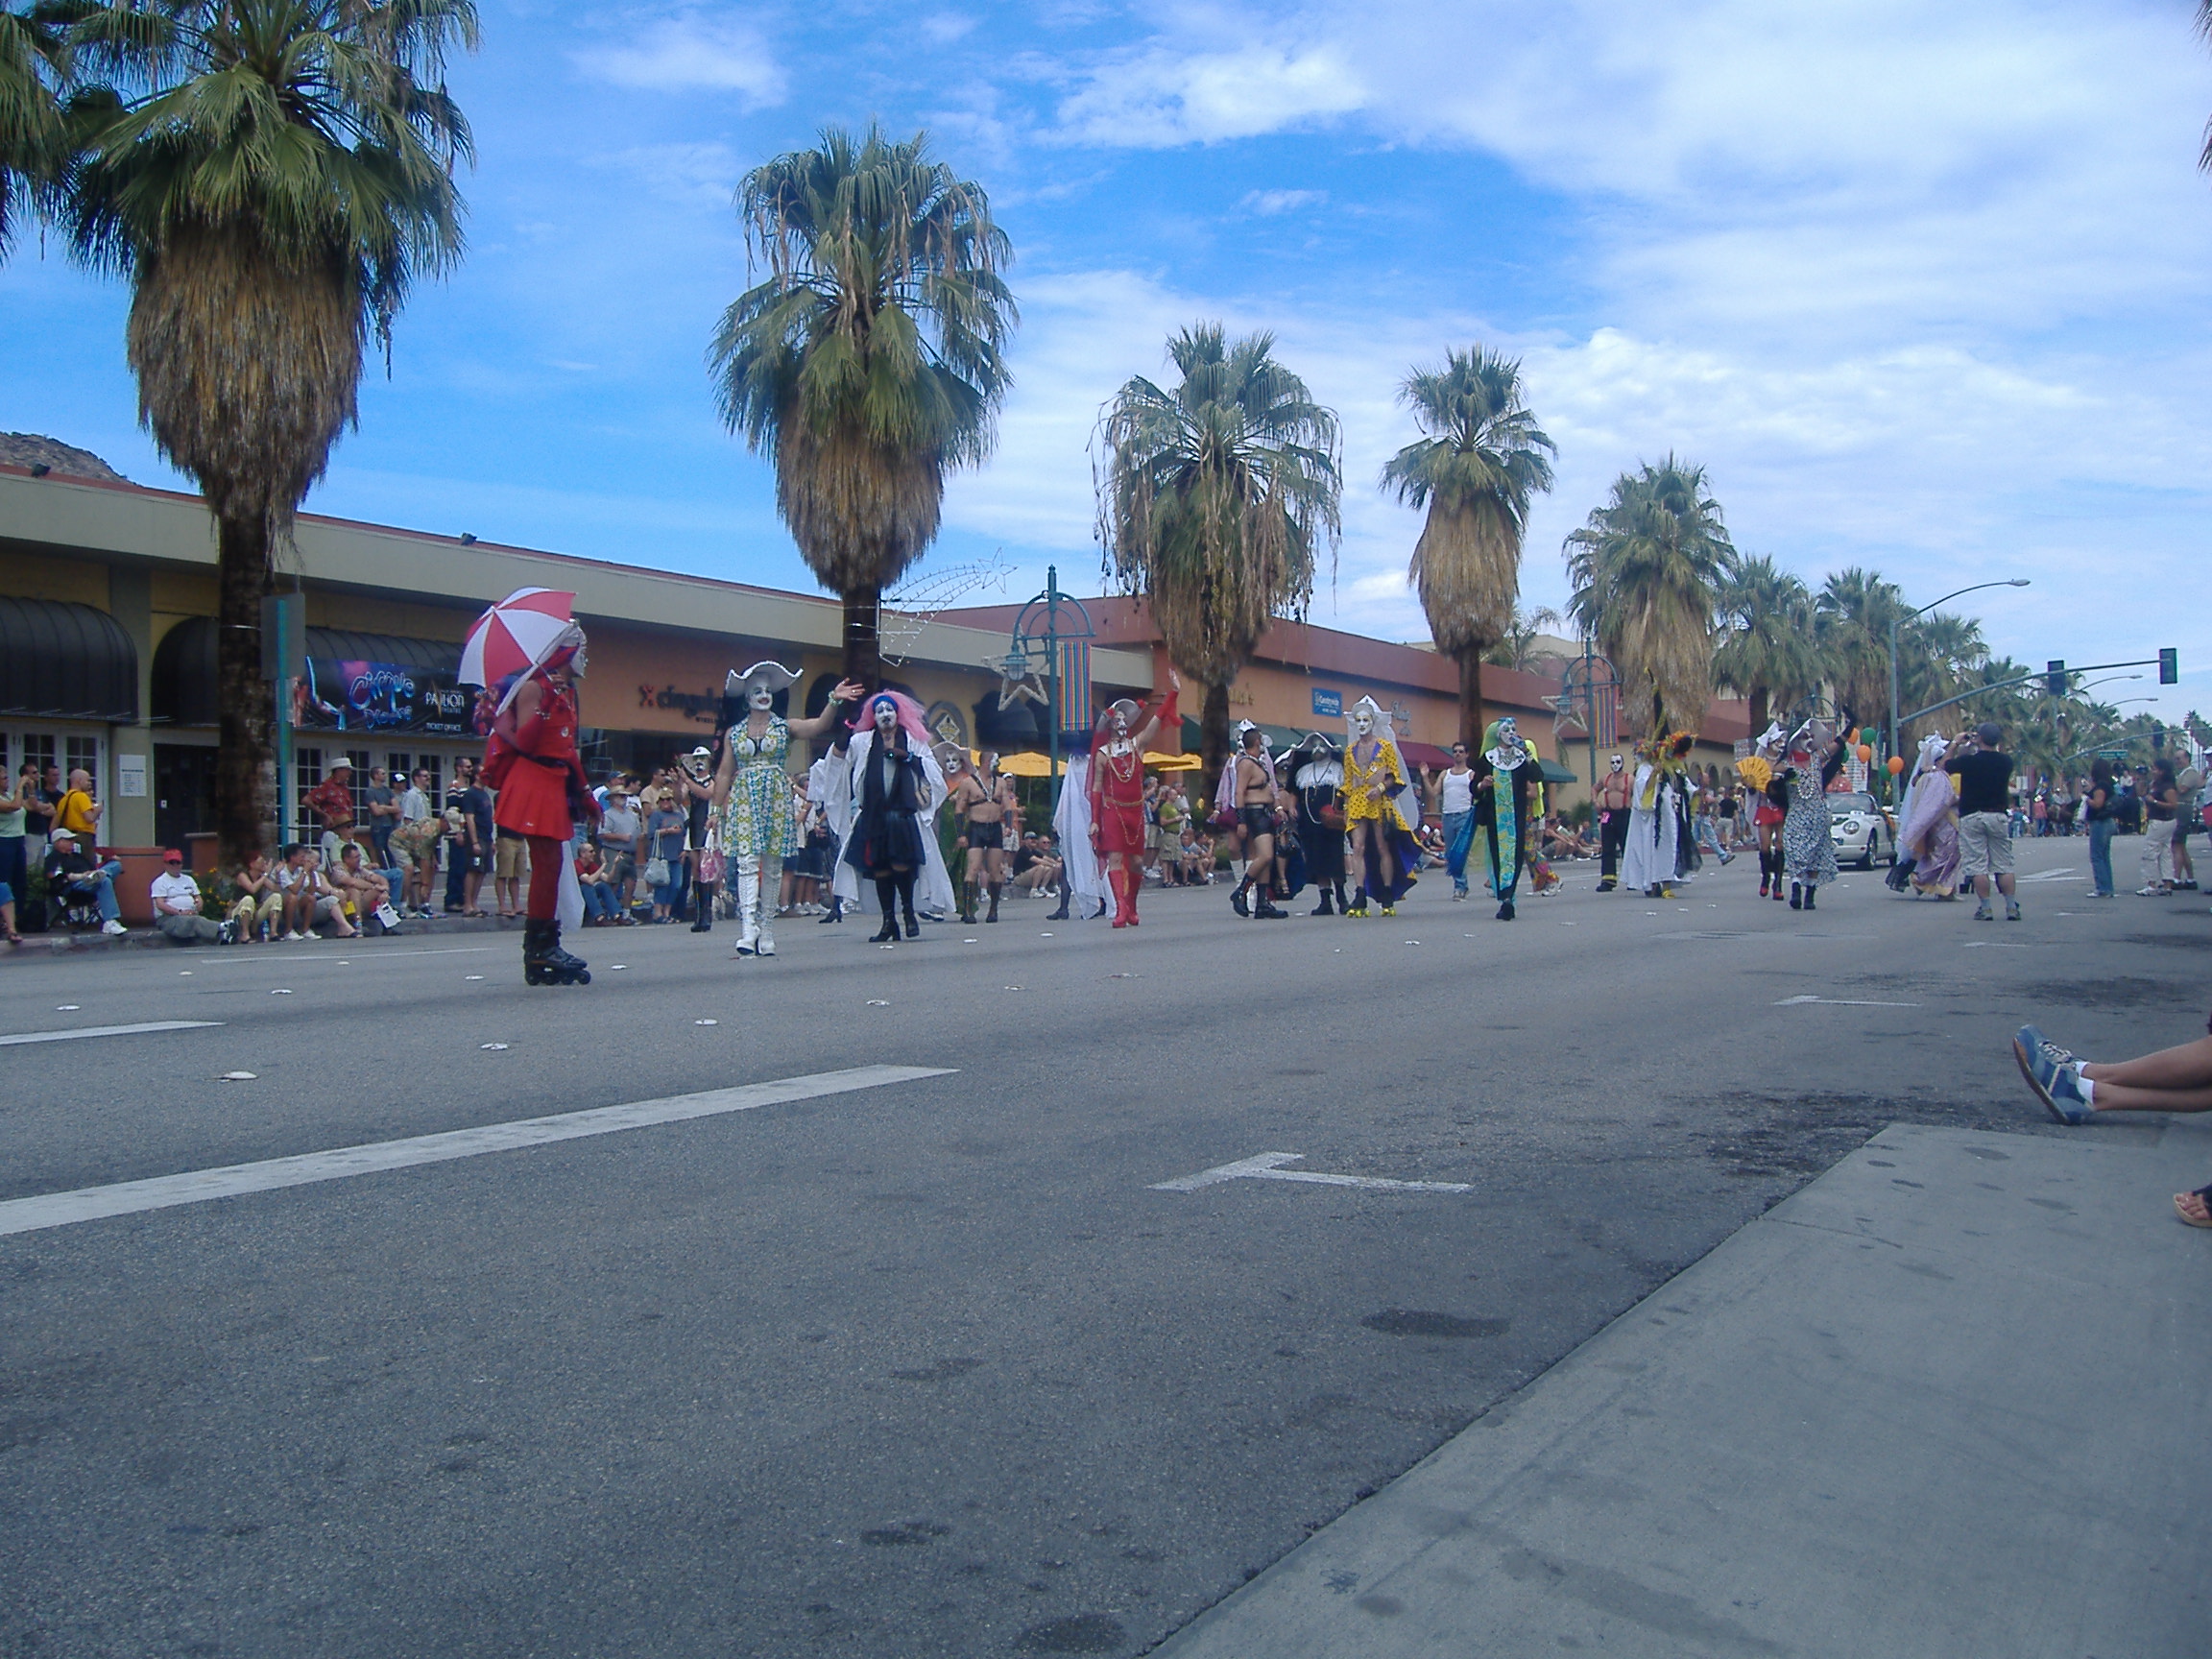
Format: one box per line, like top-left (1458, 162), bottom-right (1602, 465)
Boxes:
top-left (2075, 1071), bottom-right (2096, 1105)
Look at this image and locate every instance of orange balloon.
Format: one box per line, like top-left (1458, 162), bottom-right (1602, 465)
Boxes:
top-left (1847, 727), bottom-right (1861, 744)
top-left (1887, 755), bottom-right (1906, 774)
top-left (1856, 744), bottom-right (1874, 762)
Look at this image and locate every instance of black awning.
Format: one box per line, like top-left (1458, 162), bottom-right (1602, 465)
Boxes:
top-left (154, 617), bottom-right (468, 730)
top-left (0, 596), bottom-right (138, 721)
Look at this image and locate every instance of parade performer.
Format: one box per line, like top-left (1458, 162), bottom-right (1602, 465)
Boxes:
top-left (1288, 733), bottom-right (1349, 916)
top-left (1621, 734), bottom-right (1693, 899)
top-left (1900, 733), bottom-right (1964, 900)
top-left (1594, 753), bottom-right (1634, 892)
top-left (483, 625), bottom-right (595, 986)
top-left (1089, 671), bottom-right (1180, 927)
top-left (1740, 722), bottom-right (1787, 900)
top-left (1220, 723), bottom-right (1288, 920)
top-left (1050, 746), bottom-right (1109, 921)
top-left (836, 692), bottom-right (947, 943)
top-left (949, 749), bottom-right (1014, 924)
top-left (1778, 717), bottom-right (1845, 910)
top-left (709, 663), bottom-right (862, 958)
top-left (808, 729), bottom-right (854, 924)
top-left (1339, 697), bottom-right (1422, 917)
top-left (1472, 716), bottom-right (1545, 921)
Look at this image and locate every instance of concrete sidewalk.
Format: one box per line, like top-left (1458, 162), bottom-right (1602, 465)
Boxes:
top-left (1155, 1119), bottom-right (2212, 1659)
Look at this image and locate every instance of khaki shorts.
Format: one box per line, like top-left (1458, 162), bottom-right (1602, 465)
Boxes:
top-left (1957, 810), bottom-right (2014, 878)
top-left (494, 835), bottom-right (531, 879)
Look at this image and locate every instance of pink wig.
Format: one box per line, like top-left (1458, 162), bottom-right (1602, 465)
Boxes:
top-left (853, 689), bottom-right (933, 751)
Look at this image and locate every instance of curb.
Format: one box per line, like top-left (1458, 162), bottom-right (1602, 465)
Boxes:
top-left (1, 912), bottom-right (525, 963)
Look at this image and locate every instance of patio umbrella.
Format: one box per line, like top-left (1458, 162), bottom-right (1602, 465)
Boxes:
top-left (459, 588), bottom-right (577, 688)
top-left (1144, 752), bottom-right (1203, 771)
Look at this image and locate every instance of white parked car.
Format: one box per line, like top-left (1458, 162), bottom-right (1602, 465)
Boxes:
top-left (1827, 791), bottom-right (1896, 869)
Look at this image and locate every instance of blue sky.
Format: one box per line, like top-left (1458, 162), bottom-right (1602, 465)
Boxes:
top-left (7, 0), bottom-right (2212, 720)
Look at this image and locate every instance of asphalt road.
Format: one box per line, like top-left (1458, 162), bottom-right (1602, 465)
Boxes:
top-left (2, 838), bottom-right (2202, 1657)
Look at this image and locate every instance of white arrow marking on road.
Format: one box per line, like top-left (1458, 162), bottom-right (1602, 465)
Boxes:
top-left (0, 1021), bottom-right (223, 1047)
top-left (1773, 995), bottom-right (1921, 1007)
top-left (1151, 1152), bottom-right (1471, 1194)
top-left (0, 1064), bottom-right (953, 1238)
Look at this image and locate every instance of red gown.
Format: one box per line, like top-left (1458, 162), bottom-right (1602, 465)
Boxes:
top-left (488, 675), bottom-right (587, 840)
top-left (1089, 689), bottom-right (1177, 856)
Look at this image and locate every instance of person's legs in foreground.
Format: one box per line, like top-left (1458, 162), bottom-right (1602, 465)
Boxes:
top-left (2012, 1021), bottom-right (2212, 1224)
top-left (1962, 813), bottom-right (2018, 921)
top-left (2138, 816), bottom-right (2176, 896)
top-left (2087, 814), bottom-right (2115, 897)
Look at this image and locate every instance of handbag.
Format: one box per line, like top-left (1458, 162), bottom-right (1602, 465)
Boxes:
top-left (642, 855), bottom-right (669, 888)
top-left (696, 826), bottom-right (726, 885)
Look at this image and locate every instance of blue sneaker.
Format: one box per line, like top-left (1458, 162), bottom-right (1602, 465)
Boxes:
top-left (2012, 1025), bottom-right (2089, 1124)
top-left (2046, 1067), bottom-right (2095, 1125)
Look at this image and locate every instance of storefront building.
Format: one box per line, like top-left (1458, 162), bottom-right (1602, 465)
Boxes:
top-left (0, 462), bottom-right (1154, 850)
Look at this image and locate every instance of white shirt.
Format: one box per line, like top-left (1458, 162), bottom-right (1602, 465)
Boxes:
top-left (1439, 768), bottom-right (1474, 815)
top-left (151, 871), bottom-right (201, 914)
top-left (399, 786), bottom-right (430, 823)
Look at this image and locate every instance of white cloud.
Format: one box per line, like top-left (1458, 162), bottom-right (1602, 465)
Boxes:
top-left (1056, 40), bottom-right (1365, 144)
top-left (589, 142), bottom-right (741, 211)
top-left (1240, 188), bottom-right (1326, 215)
top-left (577, 12), bottom-right (785, 105)
top-left (921, 12), bottom-right (979, 44)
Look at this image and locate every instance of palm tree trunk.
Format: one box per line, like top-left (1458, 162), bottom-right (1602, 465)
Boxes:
top-left (215, 512), bottom-right (276, 869)
top-left (1747, 684), bottom-right (1769, 737)
top-left (1458, 647), bottom-right (1485, 752)
top-left (843, 582), bottom-right (883, 688)
top-left (1199, 681), bottom-right (1231, 785)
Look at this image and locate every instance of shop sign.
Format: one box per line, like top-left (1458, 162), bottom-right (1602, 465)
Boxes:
top-left (639, 684), bottom-right (722, 726)
top-left (298, 658), bottom-right (472, 734)
top-left (1310, 687), bottom-right (1342, 717)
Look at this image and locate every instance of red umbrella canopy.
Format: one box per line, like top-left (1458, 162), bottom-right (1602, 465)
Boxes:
top-left (460, 589), bottom-right (576, 687)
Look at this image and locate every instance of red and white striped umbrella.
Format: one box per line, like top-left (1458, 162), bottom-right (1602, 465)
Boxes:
top-left (459, 588), bottom-right (576, 687)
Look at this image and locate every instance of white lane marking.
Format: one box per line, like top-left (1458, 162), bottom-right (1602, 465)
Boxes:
top-left (1150, 1152), bottom-right (1471, 1195)
top-left (0, 1064), bottom-right (954, 1238)
top-left (1773, 995), bottom-right (1920, 1007)
top-left (1962, 941), bottom-right (2027, 949)
top-left (2015, 868), bottom-right (2080, 883)
top-left (0, 1021), bottom-right (224, 1047)
top-left (185, 946), bottom-right (499, 967)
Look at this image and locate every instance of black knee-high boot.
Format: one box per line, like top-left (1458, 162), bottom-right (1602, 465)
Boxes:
top-left (896, 872), bottom-right (920, 938)
top-left (871, 878), bottom-right (900, 942)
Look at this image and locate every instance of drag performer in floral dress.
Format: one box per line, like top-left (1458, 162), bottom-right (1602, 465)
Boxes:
top-left (484, 624), bottom-right (596, 986)
top-left (711, 662), bottom-right (863, 959)
top-left (1340, 696), bottom-right (1422, 916)
top-left (1089, 671), bottom-right (1180, 927)
top-left (1472, 716), bottom-right (1545, 921)
top-left (1778, 717), bottom-right (1844, 910)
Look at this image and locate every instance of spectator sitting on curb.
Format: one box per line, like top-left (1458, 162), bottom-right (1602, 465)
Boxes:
top-left (151, 850), bottom-right (232, 944)
top-left (228, 851), bottom-right (285, 942)
top-left (274, 844), bottom-right (322, 939)
top-left (331, 843), bottom-right (395, 929)
top-left (2014, 1018), bottom-right (2212, 1229)
top-left (576, 843), bottom-right (622, 925)
top-left (299, 849), bottom-right (358, 938)
top-left (44, 830), bottom-right (127, 935)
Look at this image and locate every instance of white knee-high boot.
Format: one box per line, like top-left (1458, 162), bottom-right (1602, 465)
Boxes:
top-left (757, 855), bottom-right (780, 955)
top-left (733, 855), bottom-right (761, 955)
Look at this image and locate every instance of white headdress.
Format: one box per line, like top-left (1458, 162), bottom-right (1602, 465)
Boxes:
top-left (1345, 696), bottom-right (1394, 743)
top-left (728, 661), bottom-right (800, 698)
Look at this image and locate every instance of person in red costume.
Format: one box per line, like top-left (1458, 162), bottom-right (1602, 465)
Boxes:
top-left (482, 623), bottom-right (597, 985)
top-left (1088, 670), bottom-right (1179, 927)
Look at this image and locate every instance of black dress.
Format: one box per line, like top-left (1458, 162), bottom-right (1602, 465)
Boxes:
top-left (844, 742), bottom-right (930, 878)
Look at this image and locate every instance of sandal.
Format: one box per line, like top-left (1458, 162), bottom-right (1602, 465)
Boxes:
top-left (2176, 1186), bottom-right (2212, 1229)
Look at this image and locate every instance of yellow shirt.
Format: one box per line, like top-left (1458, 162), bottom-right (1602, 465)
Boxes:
top-left (1341, 740), bottom-right (1410, 829)
top-left (54, 788), bottom-right (100, 838)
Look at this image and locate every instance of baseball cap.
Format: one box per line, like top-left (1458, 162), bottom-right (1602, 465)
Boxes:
top-left (1974, 721), bottom-right (2002, 746)
top-left (49, 828), bottom-right (75, 844)
top-left (161, 849), bottom-right (183, 863)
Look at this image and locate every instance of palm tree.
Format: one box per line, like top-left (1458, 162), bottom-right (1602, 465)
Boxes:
top-left (1563, 457), bottom-right (1734, 737)
top-left (1712, 554), bottom-right (1822, 736)
top-left (1380, 346), bottom-right (1554, 748)
top-left (1096, 323), bottom-right (1341, 775)
top-left (1813, 568), bottom-right (1908, 733)
top-left (65, 0), bottom-right (476, 865)
top-left (711, 125), bottom-right (1014, 687)
top-left (1482, 605), bottom-right (1566, 674)
top-left (0, 0), bottom-right (79, 256)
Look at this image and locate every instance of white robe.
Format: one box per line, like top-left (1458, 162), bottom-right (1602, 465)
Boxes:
top-left (830, 731), bottom-right (955, 916)
top-left (1621, 766), bottom-right (1682, 891)
top-left (1053, 753), bottom-right (1106, 906)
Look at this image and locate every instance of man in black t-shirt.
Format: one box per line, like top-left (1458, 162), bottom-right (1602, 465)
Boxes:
top-left (1946, 721), bottom-right (2019, 921)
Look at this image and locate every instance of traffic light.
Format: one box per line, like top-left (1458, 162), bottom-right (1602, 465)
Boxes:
top-left (2045, 659), bottom-right (2067, 697)
top-left (2159, 647), bottom-right (2179, 685)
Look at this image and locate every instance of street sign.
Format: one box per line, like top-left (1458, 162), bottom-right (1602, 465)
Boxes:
top-left (2097, 748), bottom-right (2128, 760)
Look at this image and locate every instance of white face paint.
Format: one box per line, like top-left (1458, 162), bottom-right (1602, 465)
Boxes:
top-left (748, 685), bottom-right (776, 710)
top-left (1497, 718), bottom-right (1518, 747)
top-left (1352, 710), bottom-right (1374, 738)
top-left (874, 701), bottom-right (898, 733)
top-left (1112, 709), bottom-right (1129, 736)
top-left (569, 644), bottom-right (588, 678)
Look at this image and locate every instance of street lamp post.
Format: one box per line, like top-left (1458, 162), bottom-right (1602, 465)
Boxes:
top-left (1887, 579), bottom-right (2031, 804)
